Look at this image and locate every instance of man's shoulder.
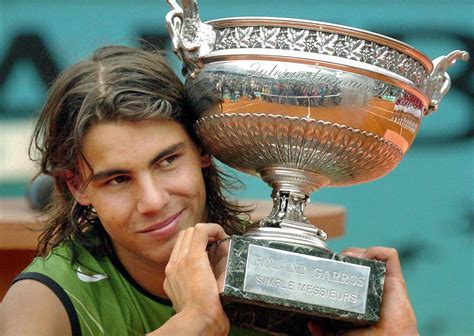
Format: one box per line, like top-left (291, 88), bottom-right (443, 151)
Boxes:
top-left (12, 242), bottom-right (121, 335)
top-left (0, 279), bottom-right (72, 335)
top-left (11, 239), bottom-right (176, 334)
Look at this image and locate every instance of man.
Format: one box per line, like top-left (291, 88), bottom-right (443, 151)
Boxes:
top-left (0, 46), bottom-right (417, 335)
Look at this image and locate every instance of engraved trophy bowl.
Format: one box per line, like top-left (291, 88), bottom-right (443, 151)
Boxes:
top-left (166, 0), bottom-right (469, 331)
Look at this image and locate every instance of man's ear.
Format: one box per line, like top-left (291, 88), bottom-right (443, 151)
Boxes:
top-left (65, 171), bottom-right (91, 206)
top-left (200, 152), bottom-right (212, 168)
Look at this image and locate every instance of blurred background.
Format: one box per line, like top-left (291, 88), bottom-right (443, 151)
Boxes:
top-left (0, 0), bottom-right (472, 334)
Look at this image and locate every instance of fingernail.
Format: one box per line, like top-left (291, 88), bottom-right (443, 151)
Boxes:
top-left (342, 251), bottom-right (360, 257)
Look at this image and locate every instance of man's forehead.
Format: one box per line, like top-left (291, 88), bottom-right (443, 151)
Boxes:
top-left (79, 119), bottom-right (191, 170)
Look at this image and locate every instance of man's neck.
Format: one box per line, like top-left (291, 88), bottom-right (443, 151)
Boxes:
top-left (112, 245), bottom-right (169, 299)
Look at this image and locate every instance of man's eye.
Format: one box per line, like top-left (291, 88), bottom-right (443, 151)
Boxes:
top-left (107, 175), bottom-right (129, 185)
top-left (159, 155), bottom-right (179, 167)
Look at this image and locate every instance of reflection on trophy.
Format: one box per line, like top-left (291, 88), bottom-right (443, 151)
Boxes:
top-left (166, 0), bottom-right (469, 333)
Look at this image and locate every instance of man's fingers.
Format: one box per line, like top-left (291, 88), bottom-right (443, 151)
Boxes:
top-left (179, 227), bottom-right (195, 257)
top-left (189, 223), bottom-right (228, 253)
top-left (341, 247), bottom-right (366, 257)
top-left (362, 247), bottom-right (403, 279)
top-left (163, 278), bottom-right (172, 299)
top-left (169, 230), bottom-right (185, 263)
top-left (341, 246), bottom-right (403, 279)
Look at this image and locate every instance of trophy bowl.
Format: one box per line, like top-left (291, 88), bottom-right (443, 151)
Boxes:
top-left (166, 0), bottom-right (469, 333)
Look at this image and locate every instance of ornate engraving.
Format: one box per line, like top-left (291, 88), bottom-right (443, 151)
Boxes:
top-left (260, 27), bottom-right (280, 49)
top-left (287, 28), bottom-right (310, 51)
top-left (213, 27), bottom-right (428, 89)
top-left (195, 113), bottom-right (404, 187)
top-left (235, 27), bottom-right (254, 48)
top-left (214, 28), bottom-right (234, 50)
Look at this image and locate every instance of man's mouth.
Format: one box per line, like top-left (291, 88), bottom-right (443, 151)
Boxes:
top-left (137, 210), bottom-right (184, 237)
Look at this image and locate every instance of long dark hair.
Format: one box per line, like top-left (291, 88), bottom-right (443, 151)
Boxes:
top-left (30, 45), bottom-right (251, 258)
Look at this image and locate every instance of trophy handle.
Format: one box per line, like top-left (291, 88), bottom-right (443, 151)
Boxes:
top-left (426, 50), bottom-right (470, 115)
top-left (166, 0), bottom-right (215, 78)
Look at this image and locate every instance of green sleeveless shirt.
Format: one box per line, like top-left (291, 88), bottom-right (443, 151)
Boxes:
top-left (15, 239), bottom-right (266, 336)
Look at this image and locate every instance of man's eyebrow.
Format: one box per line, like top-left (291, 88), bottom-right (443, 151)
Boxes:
top-left (148, 142), bottom-right (186, 167)
top-left (90, 169), bottom-right (129, 182)
top-left (89, 142), bottom-right (186, 182)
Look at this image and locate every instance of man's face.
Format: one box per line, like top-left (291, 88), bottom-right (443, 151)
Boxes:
top-left (71, 119), bottom-right (210, 265)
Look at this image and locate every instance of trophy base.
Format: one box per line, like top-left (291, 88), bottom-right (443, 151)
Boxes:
top-left (220, 236), bottom-right (386, 334)
top-left (223, 301), bottom-right (356, 335)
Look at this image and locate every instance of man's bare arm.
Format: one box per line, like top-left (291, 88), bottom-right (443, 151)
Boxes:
top-left (0, 280), bottom-right (72, 336)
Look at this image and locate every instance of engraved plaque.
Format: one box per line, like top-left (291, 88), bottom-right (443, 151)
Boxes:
top-left (243, 244), bottom-right (371, 314)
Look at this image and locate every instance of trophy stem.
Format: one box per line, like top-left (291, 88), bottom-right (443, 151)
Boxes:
top-left (259, 167), bottom-right (330, 196)
top-left (244, 167), bottom-right (330, 250)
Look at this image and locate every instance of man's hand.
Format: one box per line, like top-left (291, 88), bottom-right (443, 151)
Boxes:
top-left (161, 223), bottom-right (230, 336)
top-left (308, 247), bottom-right (418, 336)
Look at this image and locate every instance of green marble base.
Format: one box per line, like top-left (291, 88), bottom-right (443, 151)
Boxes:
top-left (221, 235), bottom-right (386, 335)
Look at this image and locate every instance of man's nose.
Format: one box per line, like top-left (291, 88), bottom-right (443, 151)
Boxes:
top-left (136, 176), bottom-right (170, 214)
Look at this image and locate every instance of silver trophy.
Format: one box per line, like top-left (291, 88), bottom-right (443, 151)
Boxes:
top-left (166, 0), bottom-right (469, 333)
